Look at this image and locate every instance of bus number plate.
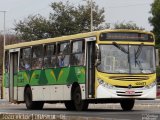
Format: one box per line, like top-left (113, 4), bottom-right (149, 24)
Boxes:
top-left (125, 91), bottom-right (135, 95)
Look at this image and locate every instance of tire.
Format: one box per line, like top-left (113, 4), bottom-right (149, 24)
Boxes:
top-left (120, 99), bottom-right (135, 111)
top-left (64, 101), bottom-right (75, 111)
top-left (72, 86), bottom-right (88, 111)
top-left (24, 87), bottom-right (44, 110)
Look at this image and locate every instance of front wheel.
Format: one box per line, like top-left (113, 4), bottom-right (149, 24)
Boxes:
top-left (64, 101), bottom-right (75, 111)
top-left (120, 99), bottom-right (135, 111)
top-left (72, 86), bottom-right (88, 111)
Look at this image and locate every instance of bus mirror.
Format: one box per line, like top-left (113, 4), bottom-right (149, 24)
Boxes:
top-left (95, 44), bottom-right (101, 66)
top-left (95, 59), bottom-right (101, 66)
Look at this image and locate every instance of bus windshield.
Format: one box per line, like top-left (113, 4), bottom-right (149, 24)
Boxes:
top-left (97, 45), bottom-right (156, 74)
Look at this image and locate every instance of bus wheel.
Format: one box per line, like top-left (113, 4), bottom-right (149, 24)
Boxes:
top-left (64, 101), bottom-right (75, 111)
top-left (24, 87), bottom-right (44, 110)
top-left (72, 86), bottom-right (88, 111)
top-left (120, 99), bottom-right (135, 111)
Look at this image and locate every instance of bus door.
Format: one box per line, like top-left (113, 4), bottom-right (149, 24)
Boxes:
top-left (85, 37), bottom-right (96, 98)
top-left (9, 49), bottom-right (20, 102)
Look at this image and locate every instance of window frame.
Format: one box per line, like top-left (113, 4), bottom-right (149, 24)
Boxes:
top-left (44, 43), bottom-right (56, 57)
top-left (57, 41), bottom-right (71, 67)
top-left (70, 39), bottom-right (85, 66)
top-left (20, 47), bottom-right (32, 71)
top-left (44, 43), bottom-right (57, 68)
top-left (71, 39), bottom-right (85, 54)
top-left (31, 45), bottom-right (44, 70)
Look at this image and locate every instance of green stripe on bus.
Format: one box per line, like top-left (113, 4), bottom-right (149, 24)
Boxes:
top-left (3, 66), bottom-right (86, 88)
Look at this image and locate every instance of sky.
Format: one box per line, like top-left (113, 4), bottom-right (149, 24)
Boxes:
top-left (0, 0), bottom-right (153, 34)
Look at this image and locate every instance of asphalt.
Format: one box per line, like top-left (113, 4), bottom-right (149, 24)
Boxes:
top-left (0, 99), bottom-right (160, 106)
top-left (0, 99), bottom-right (160, 120)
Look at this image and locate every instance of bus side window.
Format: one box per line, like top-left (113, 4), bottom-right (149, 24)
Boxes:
top-left (44, 44), bottom-right (56, 68)
top-left (20, 48), bottom-right (31, 70)
top-left (70, 40), bottom-right (85, 66)
top-left (57, 42), bottom-right (70, 67)
top-left (32, 45), bottom-right (43, 70)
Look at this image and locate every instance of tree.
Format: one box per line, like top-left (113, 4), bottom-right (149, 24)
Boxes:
top-left (149, 0), bottom-right (160, 46)
top-left (14, 1), bottom-right (105, 41)
top-left (15, 15), bottom-right (52, 41)
top-left (75, 0), bottom-right (105, 31)
top-left (113, 21), bottom-right (144, 30)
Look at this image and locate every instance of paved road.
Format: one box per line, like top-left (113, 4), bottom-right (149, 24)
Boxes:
top-left (0, 100), bottom-right (160, 120)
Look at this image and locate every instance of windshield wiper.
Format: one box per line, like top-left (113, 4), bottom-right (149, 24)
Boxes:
top-left (134, 43), bottom-right (144, 71)
top-left (135, 59), bottom-right (143, 71)
top-left (135, 43), bottom-right (144, 59)
top-left (112, 42), bottom-right (131, 74)
top-left (112, 42), bottom-right (129, 54)
top-left (113, 42), bottom-right (131, 73)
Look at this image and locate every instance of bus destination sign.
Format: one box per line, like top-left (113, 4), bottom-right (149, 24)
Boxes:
top-left (99, 32), bottom-right (154, 42)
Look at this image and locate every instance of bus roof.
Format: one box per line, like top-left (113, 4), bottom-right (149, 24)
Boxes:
top-left (5, 29), bottom-right (153, 50)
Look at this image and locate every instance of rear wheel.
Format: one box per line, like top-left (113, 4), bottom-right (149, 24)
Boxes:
top-left (120, 99), bottom-right (135, 111)
top-left (24, 87), bottom-right (44, 110)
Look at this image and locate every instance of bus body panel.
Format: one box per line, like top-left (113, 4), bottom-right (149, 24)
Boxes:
top-left (4, 66), bottom-right (86, 102)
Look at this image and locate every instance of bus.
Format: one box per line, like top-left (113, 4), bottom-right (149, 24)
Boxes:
top-left (3, 29), bottom-right (156, 111)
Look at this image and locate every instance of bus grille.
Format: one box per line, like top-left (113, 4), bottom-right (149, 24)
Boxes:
top-left (109, 76), bottom-right (149, 81)
top-left (116, 91), bottom-right (142, 96)
top-left (115, 85), bottom-right (144, 88)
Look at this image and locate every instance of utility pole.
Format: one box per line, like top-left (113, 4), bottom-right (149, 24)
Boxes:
top-left (0, 10), bottom-right (7, 99)
top-left (0, 11), bottom-right (6, 48)
top-left (91, 0), bottom-right (93, 32)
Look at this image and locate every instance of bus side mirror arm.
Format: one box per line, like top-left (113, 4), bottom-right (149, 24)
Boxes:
top-left (95, 59), bottom-right (101, 66)
top-left (95, 44), bottom-right (101, 66)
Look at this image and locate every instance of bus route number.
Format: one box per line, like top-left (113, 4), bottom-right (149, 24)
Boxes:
top-left (135, 82), bottom-right (146, 86)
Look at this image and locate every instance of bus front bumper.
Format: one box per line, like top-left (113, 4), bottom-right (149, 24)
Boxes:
top-left (96, 85), bottom-right (156, 99)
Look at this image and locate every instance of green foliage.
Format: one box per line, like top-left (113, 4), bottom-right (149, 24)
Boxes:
top-left (155, 44), bottom-right (160, 49)
top-left (149, 0), bottom-right (160, 45)
top-left (113, 21), bottom-right (144, 30)
top-left (15, 15), bottom-right (52, 41)
top-left (14, 1), bottom-right (105, 41)
top-left (75, 0), bottom-right (105, 31)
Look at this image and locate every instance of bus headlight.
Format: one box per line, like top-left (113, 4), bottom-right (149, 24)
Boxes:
top-left (97, 78), bottom-right (116, 89)
top-left (143, 81), bottom-right (156, 89)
